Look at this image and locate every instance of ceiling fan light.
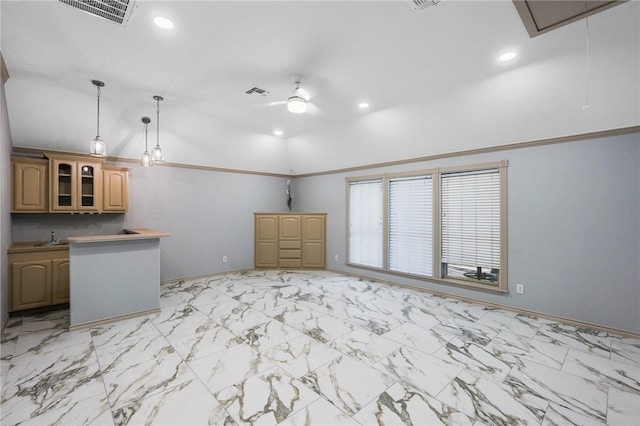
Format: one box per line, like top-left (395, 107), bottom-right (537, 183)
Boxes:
top-left (287, 95), bottom-right (307, 114)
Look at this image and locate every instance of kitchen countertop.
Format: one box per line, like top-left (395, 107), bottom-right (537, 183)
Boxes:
top-left (8, 240), bottom-right (70, 253)
top-left (8, 229), bottom-right (170, 253)
top-left (67, 228), bottom-right (170, 244)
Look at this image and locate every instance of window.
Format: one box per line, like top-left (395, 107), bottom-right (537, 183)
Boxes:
top-left (348, 179), bottom-right (383, 268)
top-left (440, 169), bottom-right (501, 286)
top-left (389, 175), bottom-right (433, 276)
top-left (346, 162), bottom-right (507, 292)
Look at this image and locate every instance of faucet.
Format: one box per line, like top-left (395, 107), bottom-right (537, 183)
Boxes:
top-left (50, 231), bottom-right (57, 243)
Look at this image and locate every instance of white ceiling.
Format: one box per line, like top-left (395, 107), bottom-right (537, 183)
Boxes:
top-left (1, 0), bottom-right (638, 175)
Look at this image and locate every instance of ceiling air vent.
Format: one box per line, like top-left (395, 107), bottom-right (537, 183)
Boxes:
top-left (245, 87), bottom-right (270, 96)
top-left (58, 0), bottom-right (138, 26)
top-left (410, 0), bottom-right (441, 12)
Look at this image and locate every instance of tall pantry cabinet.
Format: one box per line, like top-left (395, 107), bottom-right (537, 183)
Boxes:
top-left (254, 213), bottom-right (326, 269)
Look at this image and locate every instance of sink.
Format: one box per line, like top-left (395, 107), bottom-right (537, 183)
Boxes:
top-left (35, 241), bottom-right (68, 247)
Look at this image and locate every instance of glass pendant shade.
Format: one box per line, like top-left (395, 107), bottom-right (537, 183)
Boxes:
top-left (141, 116), bottom-right (151, 167)
top-left (89, 80), bottom-right (106, 157)
top-left (141, 150), bottom-right (151, 167)
top-left (90, 136), bottom-right (106, 157)
top-left (151, 145), bottom-right (164, 163)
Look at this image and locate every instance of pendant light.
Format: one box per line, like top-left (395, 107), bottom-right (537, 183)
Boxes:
top-left (152, 95), bottom-right (165, 164)
top-left (141, 117), bottom-right (151, 167)
top-left (89, 80), bottom-right (107, 156)
top-left (287, 81), bottom-right (307, 114)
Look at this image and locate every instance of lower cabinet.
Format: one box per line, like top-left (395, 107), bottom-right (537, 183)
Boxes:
top-left (302, 215), bottom-right (326, 268)
top-left (52, 258), bottom-right (70, 305)
top-left (11, 260), bottom-right (52, 310)
top-left (255, 215), bottom-right (279, 268)
top-left (9, 247), bottom-right (70, 312)
top-left (254, 213), bottom-right (326, 269)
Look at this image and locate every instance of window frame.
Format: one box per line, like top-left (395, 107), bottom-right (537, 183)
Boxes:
top-left (345, 161), bottom-right (508, 293)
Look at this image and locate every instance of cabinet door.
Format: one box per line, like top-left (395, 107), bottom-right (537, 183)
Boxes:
top-left (102, 168), bottom-right (128, 212)
top-left (255, 215), bottom-right (278, 267)
top-left (11, 260), bottom-right (52, 311)
top-left (302, 215), bottom-right (326, 268)
top-left (77, 161), bottom-right (101, 211)
top-left (256, 241), bottom-right (278, 268)
top-left (12, 159), bottom-right (48, 212)
top-left (50, 159), bottom-right (76, 211)
top-left (52, 258), bottom-right (70, 304)
top-left (279, 216), bottom-right (301, 240)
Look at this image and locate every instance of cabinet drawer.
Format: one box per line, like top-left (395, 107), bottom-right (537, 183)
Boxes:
top-left (279, 258), bottom-right (302, 268)
top-left (279, 240), bottom-right (301, 249)
top-left (279, 249), bottom-right (301, 259)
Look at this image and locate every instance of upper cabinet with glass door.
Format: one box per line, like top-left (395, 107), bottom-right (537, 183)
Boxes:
top-left (47, 153), bottom-right (104, 212)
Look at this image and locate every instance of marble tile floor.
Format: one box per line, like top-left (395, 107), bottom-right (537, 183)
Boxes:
top-left (1, 270), bottom-right (639, 425)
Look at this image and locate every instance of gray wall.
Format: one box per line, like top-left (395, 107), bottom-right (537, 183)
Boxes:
top-left (123, 164), bottom-right (290, 280)
top-left (8, 126), bottom-right (640, 333)
top-left (295, 134), bottom-right (640, 334)
top-left (12, 164), bottom-right (292, 282)
top-left (1, 80), bottom-right (12, 329)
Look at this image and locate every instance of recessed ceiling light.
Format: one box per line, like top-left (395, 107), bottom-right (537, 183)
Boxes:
top-left (498, 51), bottom-right (516, 62)
top-left (273, 129), bottom-right (283, 137)
top-left (358, 102), bottom-right (370, 109)
top-left (154, 16), bottom-right (174, 30)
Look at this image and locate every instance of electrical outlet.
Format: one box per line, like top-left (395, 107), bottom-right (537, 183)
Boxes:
top-left (516, 283), bottom-right (524, 294)
top-left (334, 254), bottom-right (339, 261)
top-left (222, 256), bottom-right (228, 263)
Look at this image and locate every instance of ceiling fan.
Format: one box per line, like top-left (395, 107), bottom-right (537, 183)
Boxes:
top-left (286, 81), bottom-right (308, 114)
top-left (251, 78), bottom-right (322, 115)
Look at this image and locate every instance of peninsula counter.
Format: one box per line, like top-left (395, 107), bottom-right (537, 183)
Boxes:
top-left (68, 228), bottom-right (170, 329)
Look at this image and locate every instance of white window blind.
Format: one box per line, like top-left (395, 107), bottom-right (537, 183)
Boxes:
top-left (349, 179), bottom-right (383, 268)
top-left (389, 175), bottom-right (433, 276)
top-left (441, 169), bottom-right (501, 270)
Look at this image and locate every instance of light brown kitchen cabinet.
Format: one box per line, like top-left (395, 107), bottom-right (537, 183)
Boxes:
top-left (279, 215), bottom-right (303, 268)
top-left (12, 153), bottom-right (129, 214)
top-left (51, 258), bottom-right (70, 304)
top-left (8, 245), bottom-right (70, 312)
top-left (48, 154), bottom-right (103, 212)
top-left (302, 215), bottom-right (326, 268)
top-left (255, 215), bottom-right (279, 268)
top-left (11, 158), bottom-right (48, 212)
top-left (11, 259), bottom-right (52, 310)
top-left (254, 213), bottom-right (326, 269)
top-left (102, 166), bottom-right (129, 212)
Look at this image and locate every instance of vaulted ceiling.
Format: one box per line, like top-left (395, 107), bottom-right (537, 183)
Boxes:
top-left (2, 1), bottom-right (638, 175)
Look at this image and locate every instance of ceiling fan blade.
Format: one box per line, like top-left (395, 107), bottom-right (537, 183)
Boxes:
top-left (306, 102), bottom-right (324, 116)
top-left (251, 99), bottom-right (287, 109)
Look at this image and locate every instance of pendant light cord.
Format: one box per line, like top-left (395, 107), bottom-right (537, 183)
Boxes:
top-left (96, 85), bottom-right (101, 137)
top-left (156, 97), bottom-right (160, 147)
